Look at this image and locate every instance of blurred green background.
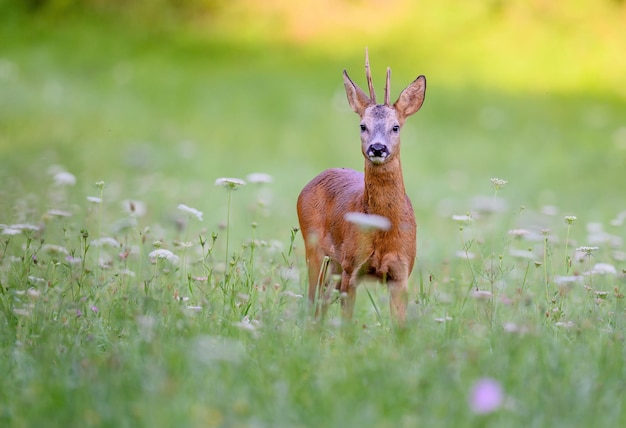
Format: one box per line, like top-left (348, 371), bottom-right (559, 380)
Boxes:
top-left (1, 0), bottom-right (625, 261)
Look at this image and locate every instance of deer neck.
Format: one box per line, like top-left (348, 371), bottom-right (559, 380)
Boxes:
top-left (363, 157), bottom-right (406, 216)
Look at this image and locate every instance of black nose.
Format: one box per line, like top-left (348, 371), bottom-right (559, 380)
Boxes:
top-left (368, 143), bottom-right (388, 158)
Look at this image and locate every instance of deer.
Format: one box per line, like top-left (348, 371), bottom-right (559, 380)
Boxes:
top-left (296, 49), bottom-right (426, 326)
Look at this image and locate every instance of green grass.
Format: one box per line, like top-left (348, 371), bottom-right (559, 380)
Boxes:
top-left (1, 10), bottom-right (626, 428)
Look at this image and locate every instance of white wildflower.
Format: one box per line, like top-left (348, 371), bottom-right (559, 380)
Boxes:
top-left (554, 275), bottom-right (582, 285)
top-left (53, 171), bottom-right (76, 186)
top-left (576, 246), bottom-right (599, 255)
top-left (90, 237), bottom-right (120, 247)
top-left (246, 173), bottom-right (273, 184)
top-left (87, 196), bottom-right (102, 204)
top-left (452, 214), bottom-right (473, 223)
top-left (47, 209), bottom-right (72, 217)
top-left (282, 290), bottom-right (303, 299)
top-left (2, 228), bottom-right (21, 236)
top-left (344, 212), bottom-right (391, 231)
top-left (148, 249), bottom-right (180, 264)
top-left (555, 321), bottom-right (575, 329)
top-left (119, 269), bottom-right (136, 277)
top-left (9, 223), bottom-right (39, 231)
top-left (434, 316), bottom-right (453, 323)
top-left (186, 306), bottom-right (202, 312)
top-left (13, 308), bottom-right (31, 317)
top-left (564, 215), bottom-right (577, 225)
top-left (177, 204), bottom-right (203, 221)
top-left (591, 263), bottom-right (617, 275)
top-left (28, 276), bottom-right (47, 285)
top-left (215, 177), bottom-right (246, 190)
top-left (471, 290), bottom-right (493, 300)
top-left (490, 177), bottom-right (507, 190)
top-left (508, 229), bottom-right (530, 237)
top-left (234, 315), bottom-right (260, 333)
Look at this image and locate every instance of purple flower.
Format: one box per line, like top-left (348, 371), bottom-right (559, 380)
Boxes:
top-left (470, 378), bottom-right (503, 414)
top-left (90, 306), bottom-right (99, 314)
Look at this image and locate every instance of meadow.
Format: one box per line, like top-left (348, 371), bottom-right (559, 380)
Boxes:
top-left (1, 3), bottom-right (626, 427)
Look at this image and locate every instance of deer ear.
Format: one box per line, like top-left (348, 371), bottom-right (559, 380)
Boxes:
top-left (394, 75), bottom-right (426, 123)
top-left (343, 70), bottom-right (372, 116)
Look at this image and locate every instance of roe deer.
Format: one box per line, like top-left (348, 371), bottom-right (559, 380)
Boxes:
top-left (297, 50), bottom-right (426, 325)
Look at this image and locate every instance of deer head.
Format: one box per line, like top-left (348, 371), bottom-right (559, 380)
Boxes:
top-left (343, 49), bottom-right (426, 165)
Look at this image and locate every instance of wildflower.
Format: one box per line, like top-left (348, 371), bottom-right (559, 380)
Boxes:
top-left (148, 249), bottom-right (180, 264)
top-left (90, 306), bottom-right (99, 313)
top-left (13, 308), bottom-right (31, 317)
top-left (87, 196), bottom-right (102, 204)
top-left (27, 276), bottom-right (47, 286)
top-left (2, 227), bottom-right (21, 236)
top-left (177, 204), bottom-right (203, 221)
top-left (452, 214), bottom-right (473, 223)
top-left (591, 263), bottom-right (617, 275)
top-left (215, 177), bottom-right (246, 190)
top-left (95, 181), bottom-right (105, 190)
top-left (555, 321), bottom-right (575, 329)
top-left (47, 209), bottom-right (72, 217)
top-left (508, 229), bottom-right (530, 237)
top-left (6, 223), bottom-right (40, 233)
top-left (434, 316), bottom-right (453, 323)
top-left (282, 290), bottom-right (303, 299)
top-left (344, 212), bottom-right (391, 231)
top-left (186, 305), bottom-right (202, 312)
top-left (65, 255), bottom-right (82, 264)
top-left (234, 315), bottom-right (260, 333)
top-left (564, 215), bottom-right (577, 225)
top-left (53, 171), bottom-right (76, 186)
top-left (576, 246), bottom-right (599, 255)
top-left (469, 378), bottom-right (504, 414)
top-left (554, 275), bottom-right (582, 285)
top-left (490, 177), bottom-right (507, 190)
top-left (471, 290), bottom-right (493, 300)
top-left (246, 172), bottom-right (273, 184)
top-left (90, 237), bottom-right (120, 248)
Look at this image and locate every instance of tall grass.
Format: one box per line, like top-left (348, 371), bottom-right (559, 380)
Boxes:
top-left (1, 11), bottom-right (626, 428)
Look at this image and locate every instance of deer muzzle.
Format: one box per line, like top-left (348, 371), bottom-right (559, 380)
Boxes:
top-left (367, 143), bottom-right (389, 163)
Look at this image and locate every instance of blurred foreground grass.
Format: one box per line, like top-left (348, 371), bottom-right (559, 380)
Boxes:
top-left (1, 5), bottom-right (626, 427)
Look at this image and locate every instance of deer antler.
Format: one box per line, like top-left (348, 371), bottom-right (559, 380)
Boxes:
top-left (365, 47), bottom-right (376, 103)
top-left (384, 67), bottom-right (391, 106)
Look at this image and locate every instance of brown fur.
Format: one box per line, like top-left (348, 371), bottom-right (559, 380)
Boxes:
top-left (297, 53), bottom-right (426, 325)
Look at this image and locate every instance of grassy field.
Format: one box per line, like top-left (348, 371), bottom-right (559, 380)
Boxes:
top-left (1, 5), bottom-right (626, 427)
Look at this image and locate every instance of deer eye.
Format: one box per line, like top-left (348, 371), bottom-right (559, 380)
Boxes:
top-left (392, 125), bottom-right (400, 133)
top-left (360, 124), bottom-right (367, 132)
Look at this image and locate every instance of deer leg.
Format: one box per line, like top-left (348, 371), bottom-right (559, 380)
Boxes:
top-left (388, 279), bottom-right (408, 327)
top-left (339, 270), bottom-right (358, 323)
top-left (381, 255), bottom-right (410, 327)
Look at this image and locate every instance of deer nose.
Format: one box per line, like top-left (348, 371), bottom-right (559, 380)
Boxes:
top-left (367, 143), bottom-right (389, 159)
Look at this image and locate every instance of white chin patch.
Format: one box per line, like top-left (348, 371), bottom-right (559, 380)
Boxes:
top-left (368, 155), bottom-right (387, 164)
